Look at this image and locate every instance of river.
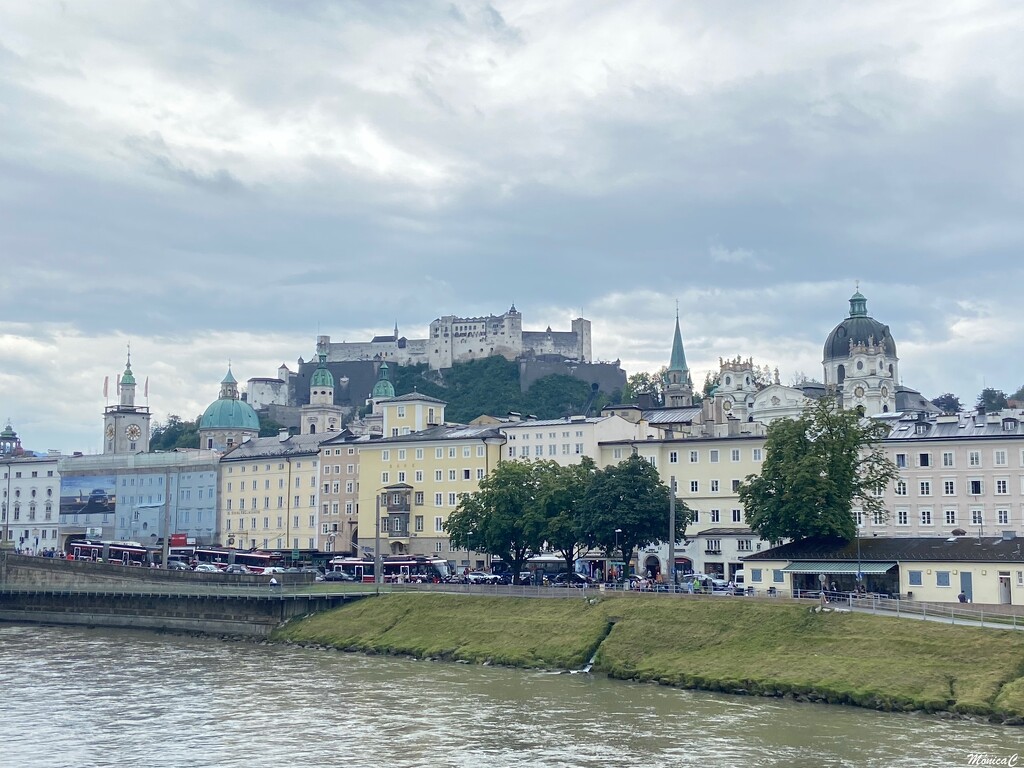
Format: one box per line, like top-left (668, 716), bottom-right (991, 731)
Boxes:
top-left (0, 624), bottom-right (1018, 767)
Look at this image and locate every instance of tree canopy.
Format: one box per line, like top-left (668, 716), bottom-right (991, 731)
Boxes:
top-left (445, 454), bottom-right (688, 582)
top-left (738, 397), bottom-right (898, 542)
top-left (930, 393), bottom-right (962, 414)
top-left (624, 369), bottom-right (667, 406)
top-left (149, 415), bottom-right (200, 451)
top-left (977, 388), bottom-right (1008, 413)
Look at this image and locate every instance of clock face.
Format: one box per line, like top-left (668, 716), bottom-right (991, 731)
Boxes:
top-left (854, 386), bottom-right (866, 398)
top-left (722, 399), bottom-right (732, 410)
top-left (125, 424), bottom-right (142, 441)
top-left (105, 424), bottom-right (115, 439)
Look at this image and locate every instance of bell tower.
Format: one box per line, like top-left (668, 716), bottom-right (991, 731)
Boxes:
top-left (103, 347), bottom-right (151, 454)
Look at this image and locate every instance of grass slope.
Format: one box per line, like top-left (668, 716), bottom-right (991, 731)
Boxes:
top-left (272, 594), bottom-right (1024, 720)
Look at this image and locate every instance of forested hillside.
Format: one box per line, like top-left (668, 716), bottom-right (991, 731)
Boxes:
top-left (391, 357), bottom-right (621, 423)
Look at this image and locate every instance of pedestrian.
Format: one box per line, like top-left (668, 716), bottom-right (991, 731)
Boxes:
top-left (958, 590), bottom-right (967, 603)
top-left (830, 581), bottom-right (838, 594)
top-left (269, 577), bottom-right (279, 589)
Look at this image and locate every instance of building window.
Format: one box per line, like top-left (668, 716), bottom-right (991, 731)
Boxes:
top-left (737, 539), bottom-right (751, 551)
top-left (434, 516), bottom-right (443, 532)
top-left (936, 571), bottom-right (951, 588)
top-left (944, 509), bottom-right (956, 525)
top-left (772, 569), bottom-right (784, 583)
top-left (942, 452), bottom-right (954, 467)
top-left (669, 451), bottom-right (678, 464)
top-left (996, 479), bottom-right (1008, 495)
top-left (710, 509), bottom-right (720, 523)
top-left (995, 450), bottom-right (1008, 467)
top-left (434, 493), bottom-right (443, 507)
top-left (895, 453), bottom-right (907, 468)
top-left (897, 509), bottom-right (908, 526)
top-left (895, 480), bottom-right (907, 496)
top-left (751, 569), bottom-right (762, 582)
top-left (710, 480), bottom-right (719, 493)
top-left (971, 509), bottom-right (984, 525)
top-left (969, 480), bottom-right (983, 495)
top-left (689, 451), bottom-right (699, 463)
top-left (918, 453), bottom-right (931, 468)
top-left (943, 480), bottom-right (955, 495)
top-left (732, 509), bottom-right (742, 523)
top-left (920, 509), bottom-right (932, 525)
top-left (709, 450), bottom-right (719, 463)
top-left (731, 479), bottom-right (741, 492)
top-left (731, 449), bottom-right (740, 462)
top-left (706, 539), bottom-right (721, 553)
top-left (969, 451), bottom-right (981, 467)
top-left (998, 509), bottom-right (1009, 525)
top-left (690, 481), bottom-right (699, 493)
top-left (919, 480), bottom-right (931, 496)
top-left (448, 493), bottom-right (457, 506)
top-left (753, 449), bottom-right (762, 461)
top-left (908, 570), bottom-right (923, 587)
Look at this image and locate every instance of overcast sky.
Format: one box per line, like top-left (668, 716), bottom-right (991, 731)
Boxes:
top-left (2, 1), bottom-right (1022, 454)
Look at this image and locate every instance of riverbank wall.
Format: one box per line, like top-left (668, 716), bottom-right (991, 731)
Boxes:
top-left (272, 592), bottom-right (1024, 724)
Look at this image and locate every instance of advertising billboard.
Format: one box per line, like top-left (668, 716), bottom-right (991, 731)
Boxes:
top-left (59, 475), bottom-right (117, 517)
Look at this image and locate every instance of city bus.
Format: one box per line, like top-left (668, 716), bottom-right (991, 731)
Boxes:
top-left (189, 547), bottom-right (286, 573)
top-left (68, 540), bottom-right (154, 567)
top-left (328, 555), bottom-right (451, 583)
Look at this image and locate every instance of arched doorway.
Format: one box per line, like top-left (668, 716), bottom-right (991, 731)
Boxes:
top-left (643, 555), bottom-right (661, 580)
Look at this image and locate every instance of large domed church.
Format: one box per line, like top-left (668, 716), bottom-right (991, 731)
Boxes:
top-left (822, 288), bottom-right (899, 414)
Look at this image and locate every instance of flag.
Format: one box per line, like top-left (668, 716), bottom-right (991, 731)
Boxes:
top-left (103, 376), bottom-right (109, 399)
top-left (144, 377), bottom-right (149, 398)
top-left (116, 374), bottom-right (121, 390)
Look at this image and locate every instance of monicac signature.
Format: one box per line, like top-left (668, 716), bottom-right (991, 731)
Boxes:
top-left (968, 755), bottom-right (1019, 767)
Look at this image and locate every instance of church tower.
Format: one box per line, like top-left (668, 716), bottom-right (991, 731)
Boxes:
top-left (103, 349), bottom-right (151, 454)
top-left (301, 349), bottom-right (343, 435)
top-left (664, 311), bottom-right (693, 407)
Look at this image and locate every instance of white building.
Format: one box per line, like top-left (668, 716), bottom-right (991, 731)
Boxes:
top-left (500, 414), bottom-right (641, 464)
top-left (1, 428), bottom-right (62, 553)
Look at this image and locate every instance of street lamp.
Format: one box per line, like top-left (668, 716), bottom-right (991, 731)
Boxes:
top-left (856, 521), bottom-right (863, 593)
top-left (614, 528), bottom-right (622, 584)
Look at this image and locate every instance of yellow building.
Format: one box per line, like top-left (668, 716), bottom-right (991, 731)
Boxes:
top-left (217, 431), bottom-right (331, 551)
top-left (356, 397), bottom-right (505, 567)
top-left (597, 433), bottom-right (766, 579)
top-left (743, 534), bottom-right (1024, 605)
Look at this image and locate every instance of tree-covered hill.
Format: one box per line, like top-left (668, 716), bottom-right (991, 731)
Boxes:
top-left (390, 357), bottom-right (619, 423)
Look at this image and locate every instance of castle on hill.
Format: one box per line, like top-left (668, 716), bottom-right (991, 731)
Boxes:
top-left (316, 304), bottom-right (592, 370)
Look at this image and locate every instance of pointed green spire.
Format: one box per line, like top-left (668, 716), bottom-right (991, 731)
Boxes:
top-left (668, 311), bottom-right (688, 374)
top-left (121, 346), bottom-right (136, 386)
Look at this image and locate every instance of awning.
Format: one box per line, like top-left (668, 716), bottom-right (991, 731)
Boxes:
top-left (780, 561), bottom-right (897, 575)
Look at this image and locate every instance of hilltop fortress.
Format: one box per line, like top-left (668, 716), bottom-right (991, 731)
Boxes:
top-left (317, 304), bottom-right (592, 369)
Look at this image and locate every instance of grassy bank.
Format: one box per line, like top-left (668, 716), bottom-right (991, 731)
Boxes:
top-left (271, 593), bottom-right (1024, 721)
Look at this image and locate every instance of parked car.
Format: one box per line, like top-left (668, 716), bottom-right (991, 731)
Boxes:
top-left (322, 570), bottom-right (355, 582)
top-left (262, 566), bottom-right (286, 574)
top-left (194, 563), bottom-right (221, 573)
top-left (165, 560), bottom-right (191, 571)
top-left (223, 564), bottom-right (251, 575)
top-left (550, 572), bottom-right (594, 588)
top-left (464, 571), bottom-right (501, 584)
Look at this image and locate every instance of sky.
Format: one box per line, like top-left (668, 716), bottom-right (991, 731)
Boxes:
top-left (2, 1), bottom-right (1022, 454)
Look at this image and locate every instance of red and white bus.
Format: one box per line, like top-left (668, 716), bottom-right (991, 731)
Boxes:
top-left (68, 540), bottom-right (154, 567)
top-left (181, 547), bottom-right (286, 573)
top-left (328, 555), bottom-right (451, 583)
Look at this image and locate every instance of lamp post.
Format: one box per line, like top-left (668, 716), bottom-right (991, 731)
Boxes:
top-left (374, 492), bottom-right (381, 594)
top-left (856, 520), bottom-right (863, 593)
top-left (614, 528), bottom-right (622, 586)
top-left (668, 476), bottom-right (676, 588)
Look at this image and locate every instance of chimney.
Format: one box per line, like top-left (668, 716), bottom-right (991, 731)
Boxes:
top-left (278, 428), bottom-right (290, 442)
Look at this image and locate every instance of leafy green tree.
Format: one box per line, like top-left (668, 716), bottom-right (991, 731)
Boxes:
top-left (624, 369), bottom-right (667, 406)
top-left (149, 415), bottom-right (200, 451)
top-left (538, 458), bottom-right (597, 576)
top-left (738, 397), bottom-right (898, 542)
top-left (258, 416), bottom-right (286, 437)
top-left (977, 388), bottom-right (1008, 413)
top-left (930, 393), bottom-right (962, 414)
top-left (581, 453), bottom-right (690, 578)
top-left (1011, 384), bottom-right (1024, 403)
top-left (444, 460), bottom-right (548, 583)
top-left (523, 374), bottom-right (593, 418)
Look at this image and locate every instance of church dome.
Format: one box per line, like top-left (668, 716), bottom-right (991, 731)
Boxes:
top-left (200, 366), bottom-right (260, 431)
top-left (371, 361), bottom-right (395, 399)
top-left (200, 398), bottom-right (260, 431)
top-left (310, 354), bottom-right (334, 389)
top-left (823, 291), bottom-right (897, 362)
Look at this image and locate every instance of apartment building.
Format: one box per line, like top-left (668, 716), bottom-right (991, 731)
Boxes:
top-left (1, 450), bottom-right (61, 552)
top-left (318, 430), bottom-right (365, 554)
top-left (871, 409), bottom-right (1024, 537)
top-left (500, 414), bottom-right (640, 465)
top-left (356, 415), bottom-right (505, 566)
top-left (218, 431), bottom-right (330, 551)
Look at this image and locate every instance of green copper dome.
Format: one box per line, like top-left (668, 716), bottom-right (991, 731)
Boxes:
top-left (200, 398), bottom-right (260, 430)
top-left (200, 366), bottom-right (259, 431)
top-left (371, 361), bottom-right (395, 399)
top-left (311, 354), bottom-right (334, 389)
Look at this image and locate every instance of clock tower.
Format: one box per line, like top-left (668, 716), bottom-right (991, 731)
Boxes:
top-left (103, 349), bottom-right (151, 454)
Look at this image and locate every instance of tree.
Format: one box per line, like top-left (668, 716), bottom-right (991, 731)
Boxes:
top-left (1012, 384), bottom-right (1024, 403)
top-left (977, 388), bottom-right (1008, 413)
top-left (930, 393), bottom-right (962, 414)
top-left (581, 453), bottom-right (691, 578)
top-left (258, 415), bottom-right (286, 437)
top-left (537, 458), bottom-right (597, 576)
top-left (624, 369), bottom-right (666, 406)
top-left (738, 397), bottom-right (898, 542)
top-left (444, 460), bottom-right (548, 583)
top-left (149, 414), bottom-right (200, 451)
